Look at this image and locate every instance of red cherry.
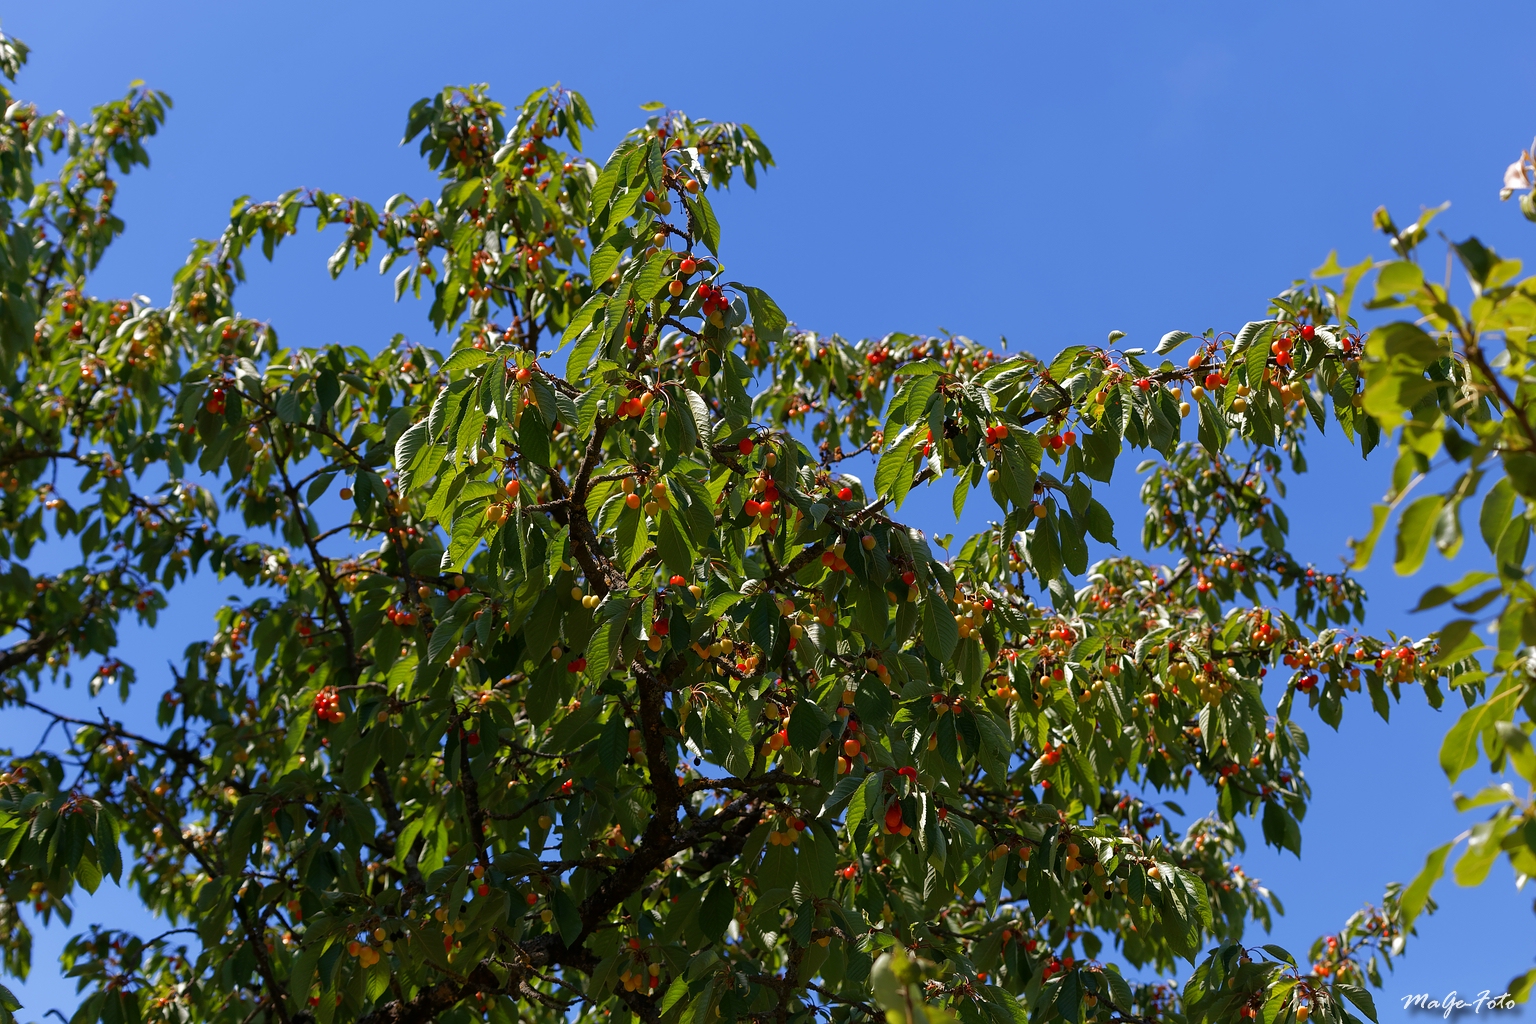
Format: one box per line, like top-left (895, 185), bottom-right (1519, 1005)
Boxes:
top-left (669, 575), bottom-right (686, 586)
top-left (679, 257), bottom-right (697, 274)
top-left (837, 487), bottom-right (853, 501)
top-left (901, 571), bottom-right (916, 587)
top-left (738, 438), bottom-right (755, 455)
top-left (884, 805), bottom-right (904, 832)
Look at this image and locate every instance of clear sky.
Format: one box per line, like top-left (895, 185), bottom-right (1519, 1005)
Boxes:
top-left (1, 2), bottom-right (1531, 1021)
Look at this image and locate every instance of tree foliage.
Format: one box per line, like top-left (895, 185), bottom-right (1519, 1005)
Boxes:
top-left (0, 27), bottom-right (1521, 1024)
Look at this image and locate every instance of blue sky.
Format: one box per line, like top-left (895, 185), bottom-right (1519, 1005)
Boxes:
top-left (2, 2), bottom-right (1532, 1020)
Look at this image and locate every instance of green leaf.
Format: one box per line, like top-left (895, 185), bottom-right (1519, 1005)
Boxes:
top-left (1430, 618), bottom-right (1482, 665)
top-left (874, 428), bottom-right (920, 506)
top-left (1351, 504), bottom-right (1390, 570)
top-left (1412, 570), bottom-right (1496, 612)
top-left (560, 293), bottom-right (606, 350)
top-left (1394, 494), bottom-right (1444, 575)
top-left (1336, 983), bottom-right (1379, 1023)
top-left (588, 244), bottom-right (621, 285)
top-left (1479, 477), bottom-right (1516, 553)
top-left (1441, 687), bottom-right (1522, 781)
top-left (1496, 722), bottom-right (1536, 785)
top-left (1375, 260), bottom-right (1424, 298)
top-left (1084, 499), bottom-right (1117, 546)
top-left (787, 699), bottom-right (830, 750)
top-left (288, 941), bottom-right (326, 1007)
top-left (699, 882), bottom-right (733, 942)
top-left (922, 593), bottom-right (959, 662)
top-left (739, 285), bottom-right (787, 345)
top-left (843, 776), bottom-right (869, 837)
top-left (686, 195), bottom-right (720, 255)
top-left (553, 888), bottom-right (583, 947)
top-left (441, 347), bottom-right (495, 374)
top-left (94, 810), bottom-right (121, 883)
top-left (393, 420), bottom-right (428, 473)
top-left (657, 509), bottom-right (695, 578)
top-left (657, 976), bottom-right (689, 1017)
top-left (1260, 944), bottom-right (1295, 967)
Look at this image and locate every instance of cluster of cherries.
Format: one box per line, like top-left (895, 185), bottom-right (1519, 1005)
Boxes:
top-left (1038, 953), bottom-right (1076, 981)
top-left (1044, 429), bottom-right (1077, 454)
top-left (742, 473), bottom-right (780, 518)
top-left (1250, 620), bottom-right (1282, 646)
top-left (385, 605), bottom-right (420, 628)
top-left (694, 282), bottom-right (728, 317)
top-left (1270, 324), bottom-right (1316, 368)
top-left (615, 391), bottom-right (656, 418)
top-left (205, 386), bottom-right (227, 416)
top-left (312, 686), bottom-right (345, 724)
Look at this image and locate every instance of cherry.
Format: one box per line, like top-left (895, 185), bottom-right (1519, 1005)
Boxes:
top-left (837, 487), bottom-right (853, 501)
top-left (883, 805), bottom-right (904, 832)
top-left (738, 438), bottom-right (754, 455)
top-left (679, 257), bottom-right (697, 275)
